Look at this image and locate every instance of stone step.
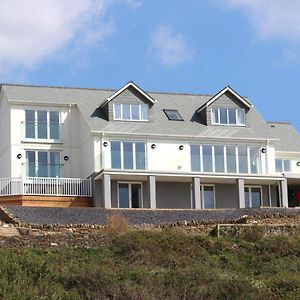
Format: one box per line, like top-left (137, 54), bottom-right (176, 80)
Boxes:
top-left (0, 227), bottom-right (20, 237)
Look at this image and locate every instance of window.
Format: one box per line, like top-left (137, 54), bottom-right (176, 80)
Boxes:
top-left (244, 186), bottom-right (262, 208)
top-left (203, 145), bottom-right (213, 172)
top-left (113, 103), bottom-right (149, 121)
top-left (211, 108), bottom-right (245, 125)
top-left (190, 144), bottom-right (261, 174)
top-left (25, 110), bottom-right (60, 140)
top-left (202, 185), bottom-right (215, 209)
top-left (163, 109), bottom-right (183, 121)
top-left (25, 150), bottom-right (61, 177)
top-left (275, 159), bottom-right (291, 173)
top-left (111, 141), bottom-right (146, 170)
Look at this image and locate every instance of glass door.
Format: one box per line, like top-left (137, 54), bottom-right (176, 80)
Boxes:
top-left (118, 183), bottom-right (143, 208)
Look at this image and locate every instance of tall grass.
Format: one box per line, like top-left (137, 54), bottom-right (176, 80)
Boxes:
top-left (0, 230), bottom-right (299, 299)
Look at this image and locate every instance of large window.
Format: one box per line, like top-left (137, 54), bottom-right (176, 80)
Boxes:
top-left (191, 144), bottom-right (261, 174)
top-left (25, 150), bottom-right (61, 177)
top-left (113, 103), bottom-right (149, 121)
top-left (211, 108), bottom-right (245, 126)
top-left (25, 110), bottom-right (60, 140)
top-left (275, 159), bottom-right (291, 173)
top-left (111, 141), bottom-right (146, 170)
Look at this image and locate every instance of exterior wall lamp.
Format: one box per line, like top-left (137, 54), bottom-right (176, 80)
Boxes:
top-left (297, 162), bottom-right (300, 167)
top-left (179, 145), bottom-right (184, 150)
top-left (261, 148), bottom-right (266, 153)
top-left (17, 154), bottom-right (22, 159)
top-left (64, 155), bottom-right (69, 161)
top-left (103, 141), bottom-right (108, 147)
top-left (151, 144), bottom-right (156, 149)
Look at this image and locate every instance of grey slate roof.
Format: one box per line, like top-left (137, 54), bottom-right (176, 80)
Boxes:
top-left (1, 83), bottom-right (300, 151)
top-left (267, 122), bottom-right (300, 152)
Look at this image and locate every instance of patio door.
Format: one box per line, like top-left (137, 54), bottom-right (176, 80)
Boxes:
top-left (245, 186), bottom-right (262, 208)
top-left (118, 182), bottom-right (143, 208)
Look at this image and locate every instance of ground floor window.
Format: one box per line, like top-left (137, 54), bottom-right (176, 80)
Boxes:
top-left (244, 186), bottom-right (262, 208)
top-left (118, 182), bottom-right (143, 208)
top-left (25, 150), bottom-right (61, 177)
top-left (201, 185), bottom-right (215, 209)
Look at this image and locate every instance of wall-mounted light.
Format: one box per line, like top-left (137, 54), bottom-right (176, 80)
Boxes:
top-left (103, 141), bottom-right (108, 147)
top-left (64, 155), bottom-right (69, 161)
top-left (151, 144), bottom-right (156, 149)
top-left (261, 148), bottom-right (266, 153)
top-left (297, 162), bottom-right (300, 167)
top-left (179, 145), bottom-right (184, 150)
top-left (17, 154), bottom-right (22, 159)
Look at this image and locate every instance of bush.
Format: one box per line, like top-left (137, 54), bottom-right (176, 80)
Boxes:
top-left (105, 213), bottom-right (129, 237)
top-left (241, 225), bottom-right (265, 242)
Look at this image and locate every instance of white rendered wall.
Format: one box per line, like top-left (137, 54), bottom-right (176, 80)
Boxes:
top-left (101, 137), bottom-right (271, 175)
top-left (9, 104), bottom-right (93, 178)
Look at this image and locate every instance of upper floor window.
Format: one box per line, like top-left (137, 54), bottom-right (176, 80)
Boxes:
top-left (191, 144), bottom-right (261, 174)
top-left (275, 159), bottom-right (290, 173)
top-left (211, 108), bottom-right (245, 126)
top-left (24, 110), bottom-right (61, 141)
top-left (25, 150), bottom-right (61, 177)
top-left (111, 141), bottom-right (146, 170)
top-left (113, 103), bottom-right (149, 121)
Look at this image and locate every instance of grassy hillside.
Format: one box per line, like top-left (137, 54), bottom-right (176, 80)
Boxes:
top-left (0, 229), bottom-right (299, 299)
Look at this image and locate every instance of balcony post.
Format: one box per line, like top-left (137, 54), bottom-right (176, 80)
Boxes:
top-left (193, 177), bottom-right (201, 209)
top-left (56, 176), bottom-right (59, 196)
top-left (237, 179), bottom-right (245, 208)
top-left (102, 174), bottom-right (111, 208)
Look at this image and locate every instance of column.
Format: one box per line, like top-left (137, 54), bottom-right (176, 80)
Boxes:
top-left (102, 174), bottom-right (111, 208)
top-left (149, 175), bottom-right (156, 209)
top-left (237, 178), bottom-right (245, 208)
top-left (280, 179), bottom-right (288, 208)
top-left (193, 177), bottom-right (201, 209)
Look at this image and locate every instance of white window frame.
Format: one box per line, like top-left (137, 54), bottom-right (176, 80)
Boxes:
top-left (201, 184), bottom-right (216, 209)
top-left (211, 108), bottom-right (245, 126)
top-left (190, 144), bottom-right (261, 175)
top-left (110, 140), bottom-right (147, 170)
top-left (24, 110), bottom-right (61, 142)
top-left (25, 150), bottom-right (62, 177)
top-left (275, 158), bottom-right (291, 173)
top-left (244, 186), bottom-right (263, 208)
top-left (113, 103), bottom-right (149, 121)
top-left (117, 181), bottom-right (143, 208)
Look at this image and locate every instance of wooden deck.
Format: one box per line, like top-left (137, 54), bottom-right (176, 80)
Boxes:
top-left (0, 195), bottom-right (93, 207)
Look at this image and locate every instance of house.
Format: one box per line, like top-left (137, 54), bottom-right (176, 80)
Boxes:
top-left (0, 82), bottom-right (300, 209)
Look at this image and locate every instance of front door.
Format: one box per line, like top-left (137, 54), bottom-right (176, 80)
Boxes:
top-left (118, 182), bottom-right (143, 208)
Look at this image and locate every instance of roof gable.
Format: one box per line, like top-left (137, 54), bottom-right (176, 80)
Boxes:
top-left (196, 86), bottom-right (252, 113)
top-left (100, 81), bottom-right (156, 108)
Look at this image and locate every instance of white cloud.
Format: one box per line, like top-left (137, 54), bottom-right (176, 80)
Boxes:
top-left (150, 25), bottom-right (195, 67)
top-left (223, 0), bottom-right (300, 42)
top-left (0, 0), bottom-right (115, 72)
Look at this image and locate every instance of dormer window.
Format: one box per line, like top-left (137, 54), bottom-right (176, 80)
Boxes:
top-left (113, 103), bottom-right (149, 121)
top-left (211, 108), bottom-right (245, 126)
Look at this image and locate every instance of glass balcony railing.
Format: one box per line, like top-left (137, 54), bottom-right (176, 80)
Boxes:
top-left (21, 122), bottom-right (63, 142)
top-left (23, 163), bottom-right (64, 178)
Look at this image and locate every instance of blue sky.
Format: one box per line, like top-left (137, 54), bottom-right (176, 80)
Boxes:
top-left (1, 0), bottom-right (300, 130)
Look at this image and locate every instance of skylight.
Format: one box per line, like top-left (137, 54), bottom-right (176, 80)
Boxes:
top-left (163, 109), bottom-right (183, 121)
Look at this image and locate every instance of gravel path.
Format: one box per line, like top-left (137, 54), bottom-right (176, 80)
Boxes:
top-left (2, 207), bottom-right (300, 226)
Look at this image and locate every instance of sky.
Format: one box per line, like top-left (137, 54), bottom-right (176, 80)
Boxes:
top-left (1, 0), bottom-right (300, 130)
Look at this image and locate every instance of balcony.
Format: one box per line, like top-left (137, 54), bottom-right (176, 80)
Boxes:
top-left (21, 122), bottom-right (63, 143)
top-left (0, 176), bottom-right (92, 197)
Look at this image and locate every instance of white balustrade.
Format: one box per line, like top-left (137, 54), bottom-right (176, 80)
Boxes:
top-left (0, 177), bottom-right (92, 197)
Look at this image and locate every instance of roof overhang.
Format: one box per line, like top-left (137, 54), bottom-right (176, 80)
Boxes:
top-left (196, 86), bottom-right (253, 113)
top-left (100, 81), bottom-right (156, 108)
